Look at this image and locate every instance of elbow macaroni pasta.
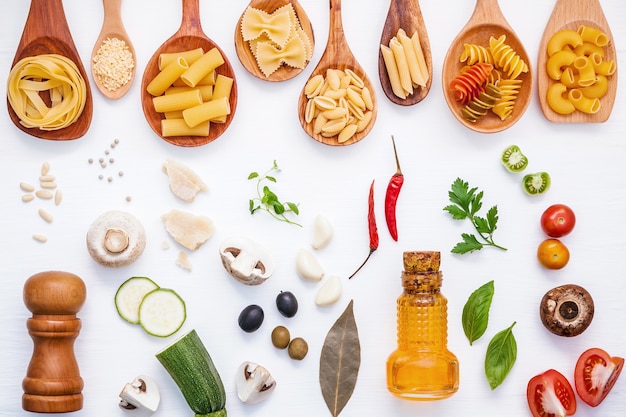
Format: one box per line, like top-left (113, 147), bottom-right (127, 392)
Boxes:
top-left (544, 25), bottom-right (615, 115)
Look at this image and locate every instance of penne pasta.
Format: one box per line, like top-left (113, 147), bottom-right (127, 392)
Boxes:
top-left (410, 31), bottom-right (429, 86)
top-left (381, 44), bottom-right (405, 99)
top-left (397, 29), bottom-right (426, 87)
top-left (389, 37), bottom-right (413, 96)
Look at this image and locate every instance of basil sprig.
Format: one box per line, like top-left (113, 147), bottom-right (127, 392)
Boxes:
top-left (485, 322), bottom-right (517, 390)
top-left (462, 280), bottom-right (495, 345)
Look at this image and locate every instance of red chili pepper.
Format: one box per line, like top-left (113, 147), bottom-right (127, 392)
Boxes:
top-left (385, 136), bottom-right (404, 241)
top-left (348, 179), bottom-right (378, 279)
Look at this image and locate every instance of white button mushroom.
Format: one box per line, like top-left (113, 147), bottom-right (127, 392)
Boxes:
top-left (219, 236), bottom-right (274, 285)
top-left (118, 375), bottom-right (160, 417)
top-left (235, 362), bottom-right (276, 404)
top-left (86, 210), bottom-right (146, 267)
top-left (296, 248), bottom-right (324, 281)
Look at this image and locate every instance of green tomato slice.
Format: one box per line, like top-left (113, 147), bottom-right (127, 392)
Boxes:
top-left (501, 145), bottom-right (528, 173)
top-left (523, 172), bottom-right (551, 195)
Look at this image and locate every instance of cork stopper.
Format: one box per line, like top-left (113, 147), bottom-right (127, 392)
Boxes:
top-left (401, 251), bottom-right (442, 290)
top-left (403, 251), bottom-right (440, 272)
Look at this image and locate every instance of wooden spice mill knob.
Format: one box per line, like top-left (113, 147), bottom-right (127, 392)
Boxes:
top-left (22, 271), bottom-right (87, 413)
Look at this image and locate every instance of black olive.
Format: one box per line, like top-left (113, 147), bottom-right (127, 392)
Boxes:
top-left (276, 291), bottom-right (298, 318)
top-left (238, 304), bottom-right (264, 333)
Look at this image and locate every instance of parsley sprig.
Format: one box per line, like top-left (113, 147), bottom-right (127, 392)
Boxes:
top-left (248, 160), bottom-right (301, 227)
top-left (443, 177), bottom-right (507, 254)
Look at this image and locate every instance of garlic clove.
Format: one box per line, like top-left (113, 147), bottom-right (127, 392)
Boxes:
top-left (296, 248), bottom-right (324, 281)
top-left (311, 214), bottom-right (333, 250)
top-left (315, 275), bottom-right (342, 306)
top-left (235, 361), bottom-right (276, 404)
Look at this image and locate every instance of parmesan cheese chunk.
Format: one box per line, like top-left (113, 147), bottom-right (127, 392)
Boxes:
top-left (162, 159), bottom-right (208, 202)
top-left (162, 209), bottom-right (214, 251)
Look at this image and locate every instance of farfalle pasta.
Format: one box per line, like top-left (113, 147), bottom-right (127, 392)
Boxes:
top-left (545, 25), bottom-right (615, 115)
top-left (240, 4), bottom-right (312, 77)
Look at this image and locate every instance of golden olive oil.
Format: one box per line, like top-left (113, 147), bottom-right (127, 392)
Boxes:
top-left (386, 251), bottom-right (459, 400)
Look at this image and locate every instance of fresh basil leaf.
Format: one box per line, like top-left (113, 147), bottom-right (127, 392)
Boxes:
top-left (462, 280), bottom-right (495, 345)
top-left (485, 322), bottom-right (517, 390)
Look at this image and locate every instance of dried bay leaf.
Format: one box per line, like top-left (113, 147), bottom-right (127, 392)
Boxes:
top-left (319, 300), bottom-right (360, 416)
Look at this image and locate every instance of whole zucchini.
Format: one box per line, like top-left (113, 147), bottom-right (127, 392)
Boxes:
top-left (156, 329), bottom-right (226, 417)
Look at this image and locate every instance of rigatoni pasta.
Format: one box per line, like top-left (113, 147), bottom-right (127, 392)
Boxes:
top-left (146, 47), bottom-right (233, 137)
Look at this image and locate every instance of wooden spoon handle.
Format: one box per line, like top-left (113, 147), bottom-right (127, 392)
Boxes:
top-left (102, 0), bottom-right (122, 26)
top-left (17, 0), bottom-right (74, 52)
top-left (327, 0), bottom-right (349, 53)
top-left (177, 0), bottom-right (203, 37)
top-left (466, 0), bottom-right (508, 27)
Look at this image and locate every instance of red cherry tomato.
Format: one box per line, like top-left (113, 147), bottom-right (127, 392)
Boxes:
top-left (527, 369), bottom-right (577, 417)
top-left (574, 347), bottom-right (624, 407)
top-left (541, 204), bottom-right (576, 237)
top-left (537, 238), bottom-right (570, 269)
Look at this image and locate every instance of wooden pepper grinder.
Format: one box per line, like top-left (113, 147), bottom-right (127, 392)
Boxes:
top-left (22, 271), bottom-right (87, 413)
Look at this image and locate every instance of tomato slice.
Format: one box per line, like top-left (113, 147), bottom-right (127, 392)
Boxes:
top-left (574, 347), bottom-right (624, 407)
top-left (527, 369), bottom-right (576, 417)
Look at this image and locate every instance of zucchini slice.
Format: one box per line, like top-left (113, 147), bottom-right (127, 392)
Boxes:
top-left (139, 288), bottom-right (186, 337)
top-left (115, 276), bottom-right (160, 324)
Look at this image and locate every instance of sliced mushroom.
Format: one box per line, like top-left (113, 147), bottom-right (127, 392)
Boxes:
top-left (86, 210), bottom-right (146, 267)
top-left (235, 361), bottom-right (276, 404)
top-left (311, 214), bottom-right (333, 250)
top-left (219, 236), bottom-right (274, 285)
top-left (119, 375), bottom-right (160, 417)
top-left (540, 284), bottom-right (594, 337)
top-left (296, 247), bottom-right (324, 281)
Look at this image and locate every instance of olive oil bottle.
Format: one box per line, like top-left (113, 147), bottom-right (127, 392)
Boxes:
top-left (386, 251), bottom-right (459, 400)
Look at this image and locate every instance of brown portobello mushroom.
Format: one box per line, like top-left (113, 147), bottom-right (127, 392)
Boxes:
top-left (539, 284), bottom-right (594, 337)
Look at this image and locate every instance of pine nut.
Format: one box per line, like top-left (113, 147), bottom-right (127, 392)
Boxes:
top-left (35, 190), bottom-right (53, 199)
top-left (39, 208), bottom-right (53, 223)
top-left (54, 190), bottom-right (63, 206)
top-left (22, 194), bottom-right (35, 202)
top-left (20, 182), bottom-right (35, 192)
top-left (41, 161), bottom-right (50, 176)
top-left (33, 234), bottom-right (48, 243)
top-left (40, 181), bottom-right (57, 189)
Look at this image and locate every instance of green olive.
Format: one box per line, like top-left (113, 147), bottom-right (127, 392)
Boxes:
top-left (271, 325), bottom-right (290, 349)
top-left (288, 337), bottom-right (308, 360)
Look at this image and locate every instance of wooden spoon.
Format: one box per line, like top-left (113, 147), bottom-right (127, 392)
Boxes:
top-left (297, 0), bottom-right (377, 146)
top-left (378, 0), bottom-right (432, 106)
top-left (90, 0), bottom-right (136, 99)
top-left (6, 0), bottom-right (93, 140)
top-left (140, 0), bottom-right (238, 147)
top-left (537, 0), bottom-right (617, 123)
top-left (441, 0), bottom-right (532, 133)
top-left (234, 0), bottom-right (315, 82)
